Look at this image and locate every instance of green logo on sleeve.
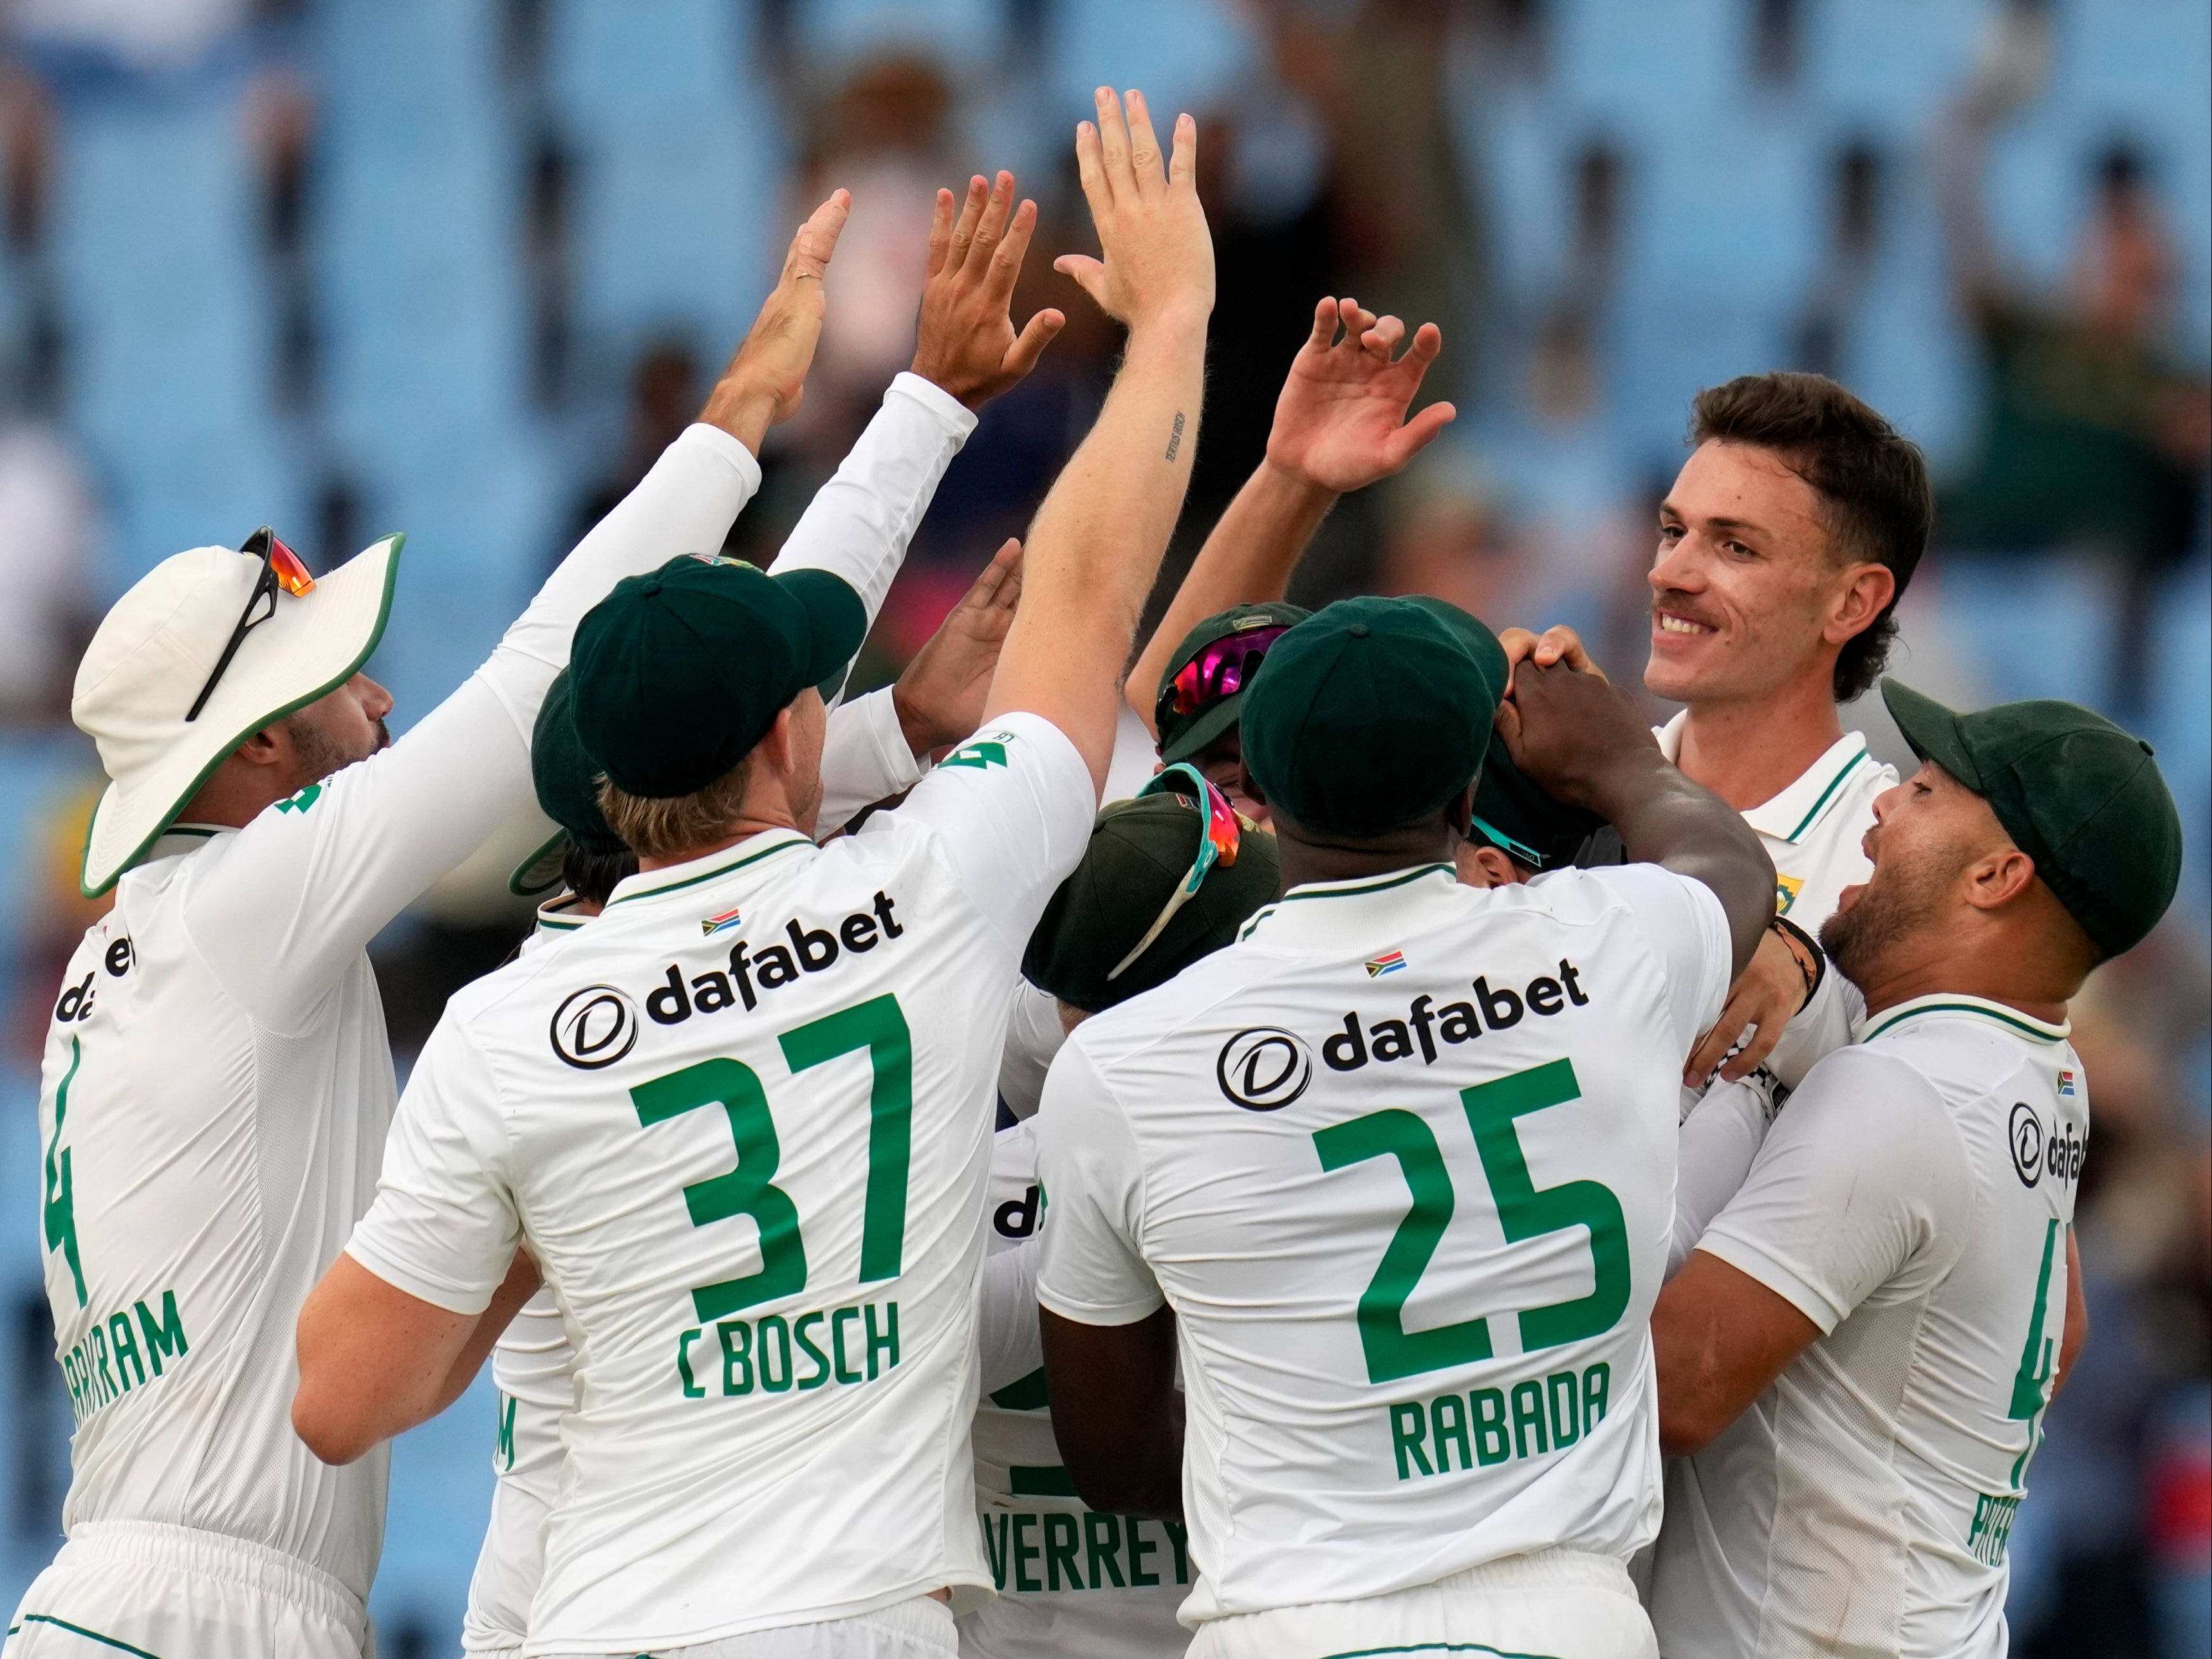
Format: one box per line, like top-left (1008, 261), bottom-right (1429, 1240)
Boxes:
top-left (275, 783), bottom-right (324, 813)
top-left (940, 739), bottom-right (1009, 772)
top-left (42, 1037), bottom-right (86, 1307)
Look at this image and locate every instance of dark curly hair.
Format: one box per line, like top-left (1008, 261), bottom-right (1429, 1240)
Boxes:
top-left (1690, 373), bottom-right (1932, 702)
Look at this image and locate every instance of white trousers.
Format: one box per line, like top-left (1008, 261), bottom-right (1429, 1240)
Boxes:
top-left (3, 1519), bottom-right (371, 1659)
top-left (557, 1595), bottom-right (956, 1659)
top-left (1186, 1548), bottom-right (1657, 1659)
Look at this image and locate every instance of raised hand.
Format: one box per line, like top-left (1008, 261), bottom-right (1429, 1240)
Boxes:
top-left (1265, 297), bottom-right (1456, 493)
top-left (893, 539), bottom-right (1024, 754)
top-left (1496, 622), bottom-right (1607, 692)
top-left (911, 173), bottom-right (1066, 411)
top-left (1054, 88), bottom-right (1213, 334)
top-left (700, 190), bottom-right (851, 452)
top-left (1496, 658), bottom-right (1657, 813)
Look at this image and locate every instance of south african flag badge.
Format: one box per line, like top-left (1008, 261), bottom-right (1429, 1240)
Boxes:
top-left (1365, 950), bottom-right (1407, 978)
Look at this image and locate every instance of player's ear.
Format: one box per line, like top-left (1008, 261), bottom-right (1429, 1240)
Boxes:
top-left (1825, 561), bottom-right (1895, 645)
top-left (759, 703), bottom-right (799, 774)
top-left (1445, 780), bottom-right (1474, 839)
top-left (1964, 844), bottom-right (2037, 913)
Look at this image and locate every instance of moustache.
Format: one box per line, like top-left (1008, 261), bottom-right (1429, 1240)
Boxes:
top-left (1651, 591), bottom-right (1724, 632)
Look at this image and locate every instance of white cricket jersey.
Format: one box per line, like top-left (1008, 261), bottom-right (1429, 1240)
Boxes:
top-left (962, 1120), bottom-right (1191, 1659)
top-left (463, 703), bottom-right (935, 1655)
top-left (32, 373), bottom-right (977, 1614)
top-left (32, 422), bottom-right (761, 1605)
top-left (1649, 994), bottom-right (2087, 1659)
top-left (346, 713), bottom-right (1094, 1655)
top-left (1657, 714), bottom-right (1893, 927)
top-left (1034, 861), bottom-right (1735, 1626)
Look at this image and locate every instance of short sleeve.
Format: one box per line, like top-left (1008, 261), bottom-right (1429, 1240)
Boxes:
top-left (345, 1015), bottom-right (521, 1315)
top-left (996, 982), bottom-right (1067, 1124)
top-left (877, 711), bottom-right (1096, 956)
top-left (817, 688), bottom-right (923, 835)
top-left (1670, 1075), bottom-right (1779, 1280)
top-left (1033, 1040), bottom-right (1163, 1327)
top-left (1580, 864), bottom-right (1734, 1057)
top-left (1696, 1046), bottom-right (1973, 1334)
top-left (978, 1237), bottom-right (1044, 1396)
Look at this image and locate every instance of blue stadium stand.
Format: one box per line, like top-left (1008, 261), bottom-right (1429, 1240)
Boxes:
top-left (1045, 0), bottom-right (1257, 129)
top-left (51, 83), bottom-right (306, 589)
top-left (309, 8), bottom-right (535, 1629)
top-left (313, 0), bottom-right (557, 737)
top-left (548, 0), bottom-right (783, 380)
top-left (791, 0), bottom-right (1010, 69)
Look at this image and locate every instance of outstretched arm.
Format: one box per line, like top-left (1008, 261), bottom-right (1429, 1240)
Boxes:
top-left (1128, 297), bottom-right (1455, 731)
top-left (190, 198), bottom-right (851, 1033)
top-left (984, 88), bottom-right (1214, 791)
top-left (770, 172), bottom-right (1059, 649)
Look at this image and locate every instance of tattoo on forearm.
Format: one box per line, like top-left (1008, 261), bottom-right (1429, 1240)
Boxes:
top-left (1165, 411), bottom-right (1185, 462)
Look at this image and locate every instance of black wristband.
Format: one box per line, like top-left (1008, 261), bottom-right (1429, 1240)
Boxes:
top-left (1770, 913), bottom-right (1825, 1005)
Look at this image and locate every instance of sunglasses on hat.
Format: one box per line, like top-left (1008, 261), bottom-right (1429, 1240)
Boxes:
top-left (1155, 624), bottom-right (1291, 736)
top-left (1108, 763), bottom-right (1244, 982)
top-left (185, 526), bottom-right (317, 723)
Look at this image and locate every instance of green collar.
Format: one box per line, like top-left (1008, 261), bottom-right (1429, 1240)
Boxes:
top-left (1240, 863), bottom-right (1459, 945)
top-left (1857, 992), bottom-right (2071, 1046)
top-left (604, 831), bottom-right (812, 907)
top-left (1281, 863), bottom-right (1458, 903)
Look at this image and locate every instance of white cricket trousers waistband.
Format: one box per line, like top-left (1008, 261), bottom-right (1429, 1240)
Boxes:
top-left (1187, 1548), bottom-right (1657, 1659)
top-left (5, 1519), bottom-right (371, 1659)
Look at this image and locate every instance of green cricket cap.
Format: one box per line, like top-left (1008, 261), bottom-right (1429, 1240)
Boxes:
top-left (1156, 600), bottom-right (1312, 765)
top-left (1240, 595), bottom-right (1501, 837)
top-left (1881, 679), bottom-right (2182, 958)
top-left (1023, 792), bottom-right (1281, 1013)
top-left (1389, 598), bottom-right (1603, 869)
top-left (510, 669), bottom-right (627, 896)
top-left (571, 555), bottom-right (865, 800)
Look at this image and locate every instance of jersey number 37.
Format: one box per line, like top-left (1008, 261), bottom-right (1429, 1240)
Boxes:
top-left (631, 994), bottom-right (913, 1320)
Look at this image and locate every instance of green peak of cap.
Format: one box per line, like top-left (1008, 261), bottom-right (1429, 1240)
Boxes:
top-left (1023, 790), bottom-right (1279, 1012)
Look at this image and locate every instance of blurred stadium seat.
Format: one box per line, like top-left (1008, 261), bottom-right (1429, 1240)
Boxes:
top-left (53, 83), bottom-right (302, 582)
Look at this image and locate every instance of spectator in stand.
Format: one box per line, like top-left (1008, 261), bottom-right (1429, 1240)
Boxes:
top-left (564, 339), bottom-right (702, 557)
top-left (786, 55), bottom-right (963, 465)
top-left (0, 420), bottom-right (98, 725)
top-left (1935, 12), bottom-right (2211, 714)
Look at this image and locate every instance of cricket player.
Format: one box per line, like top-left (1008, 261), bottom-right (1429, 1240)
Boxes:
top-left (1032, 604), bottom-right (1776, 1659)
top-left (965, 774), bottom-right (1279, 1659)
top-left (292, 91), bottom-right (1214, 1658)
top-left (14, 189), bottom-right (905, 1659)
top-left (1521, 371), bottom-right (1932, 1084)
top-left (463, 545), bottom-right (1027, 1657)
top-left (1648, 684), bottom-right (2181, 1658)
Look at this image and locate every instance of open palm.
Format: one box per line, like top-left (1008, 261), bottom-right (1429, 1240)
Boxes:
top-left (1265, 297), bottom-right (1456, 494)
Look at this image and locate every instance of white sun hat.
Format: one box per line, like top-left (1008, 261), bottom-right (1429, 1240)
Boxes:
top-left (71, 530), bottom-right (404, 896)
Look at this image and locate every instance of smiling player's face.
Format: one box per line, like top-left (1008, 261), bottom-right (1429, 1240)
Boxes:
top-left (1645, 441), bottom-right (1850, 707)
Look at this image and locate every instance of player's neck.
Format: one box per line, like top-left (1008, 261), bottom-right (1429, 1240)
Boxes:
top-left (637, 811), bottom-right (806, 874)
top-left (1275, 826), bottom-right (1456, 894)
top-left (1673, 676), bottom-right (1845, 813)
top-left (1853, 940), bottom-right (2074, 1028)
